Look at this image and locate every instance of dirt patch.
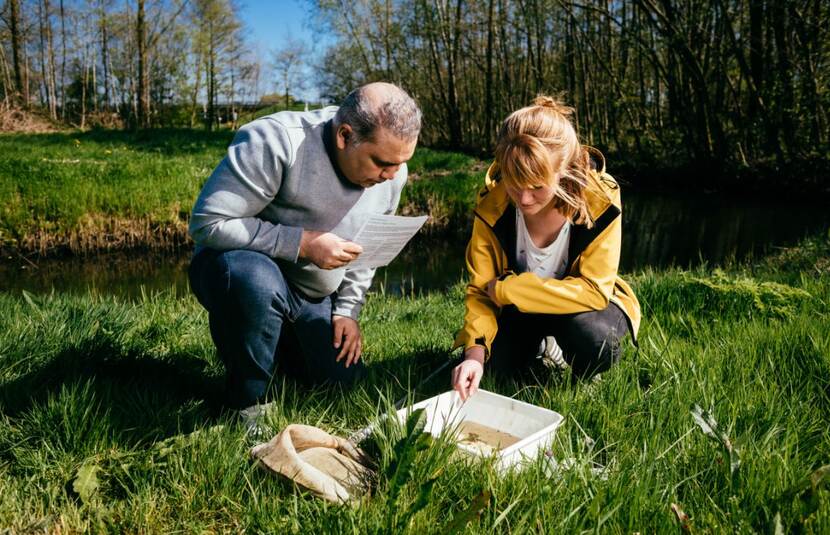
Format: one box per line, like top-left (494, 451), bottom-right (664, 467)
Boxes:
top-left (0, 103), bottom-right (66, 133)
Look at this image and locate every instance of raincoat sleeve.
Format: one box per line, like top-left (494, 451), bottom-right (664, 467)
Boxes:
top-left (453, 216), bottom-right (502, 358)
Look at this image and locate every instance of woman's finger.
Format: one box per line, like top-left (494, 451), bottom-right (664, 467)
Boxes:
top-left (470, 368), bottom-right (483, 397)
top-left (459, 369), bottom-right (469, 400)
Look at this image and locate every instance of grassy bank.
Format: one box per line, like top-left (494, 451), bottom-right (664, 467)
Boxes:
top-left (0, 130), bottom-right (231, 255)
top-left (0, 130), bottom-right (480, 256)
top-left (1, 239), bottom-right (828, 532)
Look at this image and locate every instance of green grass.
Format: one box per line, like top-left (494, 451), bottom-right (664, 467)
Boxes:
top-left (0, 132), bottom-right (482, 253)
top-left (400, 147), bottom-right (485, 231)
top-left (0, 129), bottom-right (233, 251)
top-left (1, 240), bottom-right (828, 531)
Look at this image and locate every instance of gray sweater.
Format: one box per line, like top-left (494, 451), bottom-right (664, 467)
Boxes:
top-left (189, 107), bottom-right (407, 319)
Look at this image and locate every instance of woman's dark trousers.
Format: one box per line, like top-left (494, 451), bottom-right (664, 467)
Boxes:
top-left (488, 303), bottom-right (631, 379)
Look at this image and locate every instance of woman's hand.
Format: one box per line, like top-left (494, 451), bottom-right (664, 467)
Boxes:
top-left (452, 347), bottom-right (485, 401)
top-left (486, 278), bottom-right (504, 307)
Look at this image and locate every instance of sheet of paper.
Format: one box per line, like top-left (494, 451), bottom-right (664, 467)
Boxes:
top-left (347, 214), bottom-right (429, 270)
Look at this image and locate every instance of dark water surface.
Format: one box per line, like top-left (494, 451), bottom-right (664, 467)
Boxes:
top-left (1, 191), bottom-right (828, 299)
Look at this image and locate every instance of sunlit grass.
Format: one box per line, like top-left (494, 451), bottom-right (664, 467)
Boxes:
top-left (0, 132), bottom-right (483, 252)
top-left (1, 239), bottom-right (828, 531)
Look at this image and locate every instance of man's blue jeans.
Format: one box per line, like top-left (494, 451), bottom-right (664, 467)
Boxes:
top-left (189, 248), bottom-right (365, 409)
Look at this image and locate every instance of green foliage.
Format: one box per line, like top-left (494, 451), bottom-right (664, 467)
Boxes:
top-left (0, 130), bottom-right (231, 244)
top-left (71, 462), bottom-right (100, 504)
top-left (634, 268), bottom-right (812, 327)
top-left (406, 148), bottom-right (478, 174)
top-left (384, 409), bottom-right (434, 531)
top-left (755, 230), bottom-right (830, 279)
top-left (690, 404), bottom-right (741, 486)
top-left (0, 240), bottom-right (829, 531)
top-left (0, 134), bottom-right (483, 251)
top-left (399, 148), bottom-right (485, 229)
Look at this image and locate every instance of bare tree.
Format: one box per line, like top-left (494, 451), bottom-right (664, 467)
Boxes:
top-left (272, 35), bottom-right (308, 110)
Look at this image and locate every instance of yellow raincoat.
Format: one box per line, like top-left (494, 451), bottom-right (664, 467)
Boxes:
top-left (453, 150), bottom-right (641, 359)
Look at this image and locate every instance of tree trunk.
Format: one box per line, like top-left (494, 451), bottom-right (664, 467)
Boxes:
top-left (100, 0), bottom-right (111, 110)
top-left (136, 0), bottom-right (149, 127)
top-left (443, 0), bottom-right (464, 149)
top-left (772, 0), bottom-right (795, 158)
top-left (9, 0), bottom-right (24, 105)
top-left (59, 0), bottom-right (67, 119)
top-left (81, 43), bottom-right (89, 128)
top-left (207, 20), bottom-right (216, 131)
top-left (190, 50), bottom-right (203, 128)
top-left (46, 0), bottom-right (57, 119)
top-left (0, 43), bottom-right (13, 104)
top-left (39, 0), bottom-right (50, 109)
top-left (484, 0), bottom-right (494, 146)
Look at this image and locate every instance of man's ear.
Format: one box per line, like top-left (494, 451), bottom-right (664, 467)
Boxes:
top-left (335, 123), bottom-right (352, 150)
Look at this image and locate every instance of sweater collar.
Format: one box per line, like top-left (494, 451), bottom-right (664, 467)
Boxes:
top-left (322, 119), bottom-right (361, 190)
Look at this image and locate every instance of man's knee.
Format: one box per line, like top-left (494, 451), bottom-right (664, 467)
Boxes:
top-left (192, 249), bottom-right (291, 324)
top-left (222, 250), bottom-right (285, 297)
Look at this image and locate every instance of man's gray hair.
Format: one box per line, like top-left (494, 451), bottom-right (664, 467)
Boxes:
top-left (335, 83), bottom-right (422, 143)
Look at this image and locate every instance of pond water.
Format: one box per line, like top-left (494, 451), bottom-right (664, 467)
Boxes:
top-left (1, 191), bottom-right (827, 299)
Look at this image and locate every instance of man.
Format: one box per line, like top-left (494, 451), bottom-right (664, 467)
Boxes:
top-left (188, 83), bottom-right (421, 417)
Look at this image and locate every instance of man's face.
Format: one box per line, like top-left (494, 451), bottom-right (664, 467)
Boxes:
top-left (335, 125), bottom-right (417, 188)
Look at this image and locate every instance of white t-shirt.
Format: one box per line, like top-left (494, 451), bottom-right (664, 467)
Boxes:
top-left (515, 209), bottom-right (570, 279)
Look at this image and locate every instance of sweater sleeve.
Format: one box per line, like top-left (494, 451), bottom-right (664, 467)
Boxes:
top-left (452, 216), bottom-right (501, 357)
top-left (188, 119), bottom-right (303, 261)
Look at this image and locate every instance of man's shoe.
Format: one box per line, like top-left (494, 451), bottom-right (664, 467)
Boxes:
top-left (239, 401), bottom-right (276, 442)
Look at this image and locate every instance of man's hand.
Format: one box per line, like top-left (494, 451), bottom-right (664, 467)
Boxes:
top-left (486, 278), bottom-right (504, 307)
top-left (300, 230), bottom-right (363, 269)
top-left (452, 346), bottom-right (485, 401)
top-left (333, 315), bottom-right (362, 368)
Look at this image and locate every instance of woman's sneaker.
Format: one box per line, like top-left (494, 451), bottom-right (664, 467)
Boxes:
top-left (537, 336), bottom-right (569, 370)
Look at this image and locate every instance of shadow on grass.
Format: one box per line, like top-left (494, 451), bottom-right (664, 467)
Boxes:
top-left (0, 342), bottom-right (225, 444)
top-left (0, 342), bottom-right (587, 448)
top-left (364, 348), bottom-right (460, 404)
top-left (361, 346), bottom-right (589, 406)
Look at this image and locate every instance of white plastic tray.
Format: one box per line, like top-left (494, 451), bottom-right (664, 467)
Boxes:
top-left (396, 389), bottom-right (564, 472)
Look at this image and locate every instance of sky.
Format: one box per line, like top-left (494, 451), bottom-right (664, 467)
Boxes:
top-left (237, 0), bottom-right (328, 101)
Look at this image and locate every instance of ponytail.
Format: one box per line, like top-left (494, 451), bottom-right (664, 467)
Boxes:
top-left (495, 95), bottom-right (595, 227)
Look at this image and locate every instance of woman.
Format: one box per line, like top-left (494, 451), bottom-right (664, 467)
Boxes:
top-left (451, 96), bottom-right (641, 400)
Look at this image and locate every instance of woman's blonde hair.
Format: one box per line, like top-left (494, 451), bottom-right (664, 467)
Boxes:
top-left (494, 95), bottom-right (594, 226)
